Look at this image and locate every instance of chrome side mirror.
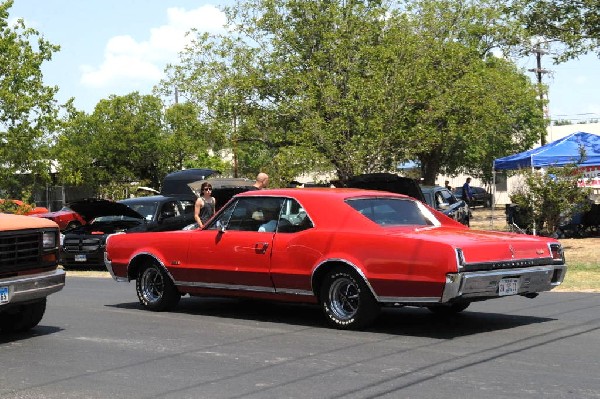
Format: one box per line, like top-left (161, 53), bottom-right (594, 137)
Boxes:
top-left (216, 220), bottom-right (227, 233)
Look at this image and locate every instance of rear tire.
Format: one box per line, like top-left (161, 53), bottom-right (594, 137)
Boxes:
top-left (136, 261), bottom-right (180, 311)
top-left (320, 268), bottom-right (379, 330)
top-left (0, 298), bottom-right (47, 333)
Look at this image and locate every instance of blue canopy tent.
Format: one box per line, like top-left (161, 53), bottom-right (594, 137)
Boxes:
top-left (494, 131), bottom-right (600, 170)
top-left (492, 131), bottom-right (600, 233)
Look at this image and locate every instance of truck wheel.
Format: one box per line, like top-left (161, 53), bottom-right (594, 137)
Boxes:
top-left (0, 298), bottom-right (47, 333)
top-left (320, 268), bottom-right (379, 330)
top-left (136, 261), bottom-right (180, 311)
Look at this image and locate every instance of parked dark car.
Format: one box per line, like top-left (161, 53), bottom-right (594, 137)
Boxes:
top-left (421, 186), bottom-right (471, 226)
top-left (340, 173), bottom-right (469, 226)
top-left (187, 177), bottom-right (258, 213)
top-left (453, 186), bottom-right (492, 208)
top-left (160, 168), bottom-right (220, 196)
top-left (61, 195), bottom-right (196, 268)
top-left (338, 173), bottom-right (426, 203)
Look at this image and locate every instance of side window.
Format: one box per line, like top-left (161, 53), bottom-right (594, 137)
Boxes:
top-left (440, 189), bottom-right (456, 205)
top-left (277, 198), bottom-right (313, 233)
top-left (435, 192), bottom-right (445, 207)
top-left (207, 197), bottom-right (284, 232)
top-left (160, 201), bottom-right (179, 219)
top-left (179, 200), bottom-right (195, 215)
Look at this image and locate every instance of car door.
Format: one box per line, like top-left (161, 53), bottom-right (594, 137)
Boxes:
top-left (182, 196), bottom-right (284, 292)
top-left (269, 198), bottom-right (317, 295)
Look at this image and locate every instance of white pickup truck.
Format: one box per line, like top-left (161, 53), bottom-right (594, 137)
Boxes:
top-left (0, 213), bottom-right (66, 333)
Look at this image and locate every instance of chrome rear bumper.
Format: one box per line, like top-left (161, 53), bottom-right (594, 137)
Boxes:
top-left (442, 265), bottom-right (567, 302)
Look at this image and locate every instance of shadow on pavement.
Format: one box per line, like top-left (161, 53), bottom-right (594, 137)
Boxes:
top-left (107, 297), bottom-right (554, 338)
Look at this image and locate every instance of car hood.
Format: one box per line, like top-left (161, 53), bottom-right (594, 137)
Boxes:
top-left (388, 226), bottom-right (557, 263)
top-left (67, 198), bottom-right (143, 222)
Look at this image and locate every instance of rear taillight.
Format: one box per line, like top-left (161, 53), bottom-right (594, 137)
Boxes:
top-left (549, 243), bottom-right (564, 263)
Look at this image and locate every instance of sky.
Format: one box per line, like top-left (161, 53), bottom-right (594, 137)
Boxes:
top-left (7, 1), bottom-right (600, 123)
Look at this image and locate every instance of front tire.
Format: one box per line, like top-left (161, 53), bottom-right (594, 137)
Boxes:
top-left (136, 261), bottom-right (180, 311)
top-left (0, 298), bottom-right (47, 333)
top-left (320, 268), bottom-right (379, 330)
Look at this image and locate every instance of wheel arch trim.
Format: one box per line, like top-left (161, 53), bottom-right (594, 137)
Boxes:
top-left (311, 258), bottom-right (379, 302)
top-left (128, 252), bottom-right (176, 283)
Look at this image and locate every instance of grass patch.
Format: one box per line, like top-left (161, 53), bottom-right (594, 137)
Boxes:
top-left (555, 263), bottom-right (600, 292)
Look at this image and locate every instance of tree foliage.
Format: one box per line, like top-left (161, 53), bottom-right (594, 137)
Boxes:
top-left (55, 93), bottom-right (165, 189)
top-left (0, 0), bottom-right (61, 193)
top-left (160, 0), bottom-right (545, 184)
top-left (514, 0), bottom-right (600, 60)
top-left (397, 0), bottom-right (545, 184)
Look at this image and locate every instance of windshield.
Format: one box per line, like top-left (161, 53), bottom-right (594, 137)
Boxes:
top-left (346, 197), bottom-right (437, 226)
top-left (120, 202), bottom-right (158, 221)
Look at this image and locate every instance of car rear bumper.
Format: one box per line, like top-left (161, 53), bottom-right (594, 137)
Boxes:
top-left (441, 264), bottom-right (567, 302)
top-left (0, 269), bottom-right (66, 308)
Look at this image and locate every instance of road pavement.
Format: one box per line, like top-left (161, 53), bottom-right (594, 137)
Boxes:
top-left (1, 275), bottom-right (599, 398)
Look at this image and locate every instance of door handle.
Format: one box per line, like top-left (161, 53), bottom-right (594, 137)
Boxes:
top-left (255, 242), bottom-right (269, 254)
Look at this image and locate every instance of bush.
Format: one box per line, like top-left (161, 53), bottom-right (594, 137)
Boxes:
top-left (510, 164), bottom-right (591, 236)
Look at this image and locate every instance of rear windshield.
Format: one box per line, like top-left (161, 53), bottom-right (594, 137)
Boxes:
top-left (346, 197), bottom-right (436, 226)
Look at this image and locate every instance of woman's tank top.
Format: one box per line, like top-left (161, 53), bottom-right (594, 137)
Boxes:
top-left (199, 197), bottom-right (215, 224)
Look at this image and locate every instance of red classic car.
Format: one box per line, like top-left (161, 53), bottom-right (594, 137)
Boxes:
top-left (104, 188), bottom-right (567, 329)
top-left (31, 206), bottom-right (86, 231)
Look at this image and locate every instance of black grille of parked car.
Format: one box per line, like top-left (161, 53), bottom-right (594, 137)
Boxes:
top-left (0, 230), bottom-right (42, 273)
top-left (63, 236), bottom-right (103, 252)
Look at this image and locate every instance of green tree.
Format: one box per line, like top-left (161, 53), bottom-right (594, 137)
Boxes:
top-left (55, 93), bottom-right (166, 191)
top-left (514, 0), bottom-right (600, 60)
top-left (397, 0), bottom-right (545, 184)
top-left (162, 0), bottom-right (544, 184)
top-left (0, 0), bottom-right (61, 194)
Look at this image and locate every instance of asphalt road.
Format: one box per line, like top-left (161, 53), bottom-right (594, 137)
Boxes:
top-left (1, 275), bottom-right (599, 399)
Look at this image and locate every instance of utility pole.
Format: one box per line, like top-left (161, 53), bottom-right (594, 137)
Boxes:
top-left (528, 42), bottom-right (549, 145)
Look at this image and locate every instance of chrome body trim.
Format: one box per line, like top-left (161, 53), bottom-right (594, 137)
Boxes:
top-left (0, 269), bottom-right (66, 306)
top-left (104, 251), bottom-right (128, 282)
top-left (275, 288), bottom-right (313, 296)
top-left (441, 264), bottom-right (567, 302)
top-left (175, 281), bottom-right (276, 293)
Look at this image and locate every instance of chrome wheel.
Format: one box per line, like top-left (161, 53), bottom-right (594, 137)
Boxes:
top-left (328, 276), bottom-right (360, 321)
top-left (139, 266), bottom-right (164, 305)
top-left (320, 268), bottom-right (379, 329)
top-left (135, 261), bottom-right (180, 311)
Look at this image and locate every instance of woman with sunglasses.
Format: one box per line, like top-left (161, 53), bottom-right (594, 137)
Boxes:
top-left (194, 182), bottom-right (216, 229)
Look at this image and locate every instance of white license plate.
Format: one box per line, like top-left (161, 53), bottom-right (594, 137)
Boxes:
top-left (75, 254), bottom-right (87, 262)
top-left (499, 278), bottom-right (520, 296)
top-left (0, 286), bottom-right (8, 304)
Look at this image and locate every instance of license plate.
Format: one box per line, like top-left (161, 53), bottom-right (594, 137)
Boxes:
top-left (499, 278), bottom-right (520, 296)
top-left (0, 286), bottom-right (8, 304)
top-left (75, 254), bottom-right (87, 262)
